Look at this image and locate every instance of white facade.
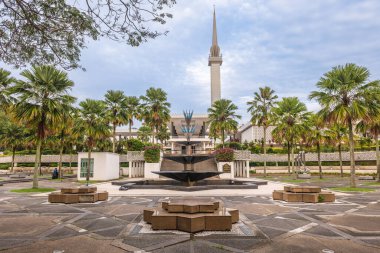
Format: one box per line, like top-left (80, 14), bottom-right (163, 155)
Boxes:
top-left (238, 123), bottom-right (275, 144)
top-left (77, 152), bottom-right (120, 181)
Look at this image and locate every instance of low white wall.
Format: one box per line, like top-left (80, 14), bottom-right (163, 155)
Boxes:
top-left (252, 166), bottom-right (376, 174)
top-left (77, 152), bottom-right (120, 181)
top-left (144, 163), bottom-right (160, 179)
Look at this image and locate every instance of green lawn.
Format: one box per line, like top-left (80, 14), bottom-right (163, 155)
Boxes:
top-left (282, 179), bottom-right (307, 183)
top-left (363, 182), bottom-right (380, 186)
top-left (10, 188), bottom-right (56, 193)
top-left (78, 180), bottom-right (102, 184)
top-left (330, 187), bottom-right (375, 192)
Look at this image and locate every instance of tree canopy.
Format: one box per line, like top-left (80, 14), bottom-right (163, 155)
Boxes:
top-left (0, 0), bottom-right (176, 70)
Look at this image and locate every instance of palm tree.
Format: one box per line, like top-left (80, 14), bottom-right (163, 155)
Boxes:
top-left (208, 99), bottom-right (241, 147)
top-left (325, 124), bottom-right (347, 177)
top-left (304, 113), bottom-right (325, 179)
top-left (209, 123), bottom-right (221, 149)
top-left (10, 65), bottom-right (75, 188)
top-left (156, 126), bottom-right (170, 144)
top-left (356, 114), bottom-right (380, 182)
top-left (75, 99), bottom-right (111, 185)
top-left (0, 68), bottom-right (16, 107)
top-left (309, 63), bottom-right (380, 187)
top-left (125, 96), bottom-right (140, 134)
top-left (104, 90), bottom-right (128, 153)
top-left (271, 97), bottom-right (310, 179)
top-left (247, 86), bottom-right (278, 177)
top-left (137, 125), bottom-right (152, 142)
top-left (140, 88), bottom-right (171, 143)
top-left (54, 106), bottom-right (76, 180)
top-left (0, 116), bottom-right (27, 172)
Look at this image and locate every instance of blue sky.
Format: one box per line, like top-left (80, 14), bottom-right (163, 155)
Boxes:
top-left (2, 0), bottom-right (380, 123)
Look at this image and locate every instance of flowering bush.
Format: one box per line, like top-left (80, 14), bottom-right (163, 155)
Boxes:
top-left (144, 145), bottom-right (161, 163)
top-left (214, 148), bottom-right (234, 162)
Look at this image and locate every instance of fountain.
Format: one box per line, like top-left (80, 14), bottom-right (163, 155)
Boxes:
top-left (113, 110), bottom-right (267, 191)
top-left (152, 110), bottom-right (223, 186)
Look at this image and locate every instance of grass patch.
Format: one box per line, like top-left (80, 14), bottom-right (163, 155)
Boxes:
top-left (78, 180), bottom-right (101, 184)
top-left (310, 178), bottom-right (334, 182)
top-left (282, 179), bottom-right (306, 183)
top-left (330, 187), bottom-right (375, 192)
top-left (363, 182), bottom-right (380, 186)
top-left (11, 188), bottom-right (56, 193)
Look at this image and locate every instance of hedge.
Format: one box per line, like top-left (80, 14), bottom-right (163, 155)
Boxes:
top-left (144, 146), bottom-right (161, 163)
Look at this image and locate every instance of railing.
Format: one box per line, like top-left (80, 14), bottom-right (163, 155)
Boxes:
top-left (163, 150), bottom-right (214, 155)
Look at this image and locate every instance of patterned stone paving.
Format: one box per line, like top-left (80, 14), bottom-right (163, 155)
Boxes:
top-left (0, 182), bottom-right (379, 252)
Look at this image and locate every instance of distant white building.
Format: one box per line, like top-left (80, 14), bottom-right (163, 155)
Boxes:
top-left (236, 123), bottom-right (276, 144)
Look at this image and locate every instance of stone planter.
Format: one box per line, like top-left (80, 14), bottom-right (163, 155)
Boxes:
top-left (217, 162), bottom-right (234, 179)
top-left (144, 162), bottom-right (160, 179)
top-left (297, 173), bottom-right (311, 179)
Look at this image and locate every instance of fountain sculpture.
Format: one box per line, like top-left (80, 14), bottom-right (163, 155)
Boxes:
top-left (152, 110), bottom-right (223, 186)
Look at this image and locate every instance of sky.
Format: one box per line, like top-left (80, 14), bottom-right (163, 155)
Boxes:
top-left (2, 0), bottom-right (380, 124)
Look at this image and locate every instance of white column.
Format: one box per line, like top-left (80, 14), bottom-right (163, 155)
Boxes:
top-left (246, 160), bottom-right (250, 178)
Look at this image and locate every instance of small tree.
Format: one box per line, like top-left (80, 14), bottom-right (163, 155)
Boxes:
top-left (104, 90), bottom-right (128, 153)
top-left (247, 86), bottom-right (277, 177)
top-left (0, 115), bottom-right (27, 172)
top-left (75, 99), bottom-right (111, 186)
top-left (325, 124), bottom-right (348, 177)
top-left (138, 125), bottom-right (152, 143)
top-left (272, 97), bottom-right (310, 179)
top-left (207, 99), bottom-right (241, 147)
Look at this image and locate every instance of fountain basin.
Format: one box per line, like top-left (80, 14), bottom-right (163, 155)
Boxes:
top-left (152, 171), bottom-right (223, 185)
top-left (112, 179), bottom-right (266, 191)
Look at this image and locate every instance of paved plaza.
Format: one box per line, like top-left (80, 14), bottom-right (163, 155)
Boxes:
top-left (0, 180), bottom-right (379, 253)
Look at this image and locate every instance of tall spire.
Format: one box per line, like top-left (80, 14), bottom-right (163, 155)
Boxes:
top-left (208, 7), bottom-right (222, 105)
top-left (212, 7), bottom-right (218, 47)
top-left (210, 7), bottom-right (220, 57)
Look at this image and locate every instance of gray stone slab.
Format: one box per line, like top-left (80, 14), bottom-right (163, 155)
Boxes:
top-left (129, 224), bottom-right (142, 235)
top-left (0, 239), bottom-right (33, 250)
top-left (74, 218), bottom-right (121, 231)
top-left (152, 241), bottom-right (192, 253)
top-left (193, 240), bottom-right (233, 253)
top-left (244, 213), bottom-right (265, 221)
top-left (94, 226), bottom-right (124, 237)
top-left (117, 213), bottom-right (141, 223)
top-left (123, 235), bottom-right (185, 249)
top-left (362, 239), bottom-right (380, 247)
top-left (46, 227), bottom-right (79, 238)
top-left (203, 238), bottom-right (264, 251)
top-left (28, 205), bottom-right (84, 214)
top-left (257, 226), bottom-right (287, 239)
top-left (255, 217), bottom-right (309, 231)
top-left (305, 226), bottom-right (341, 237)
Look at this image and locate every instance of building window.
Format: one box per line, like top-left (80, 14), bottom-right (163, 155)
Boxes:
top-left (80, 158), bottom-right (94, 178)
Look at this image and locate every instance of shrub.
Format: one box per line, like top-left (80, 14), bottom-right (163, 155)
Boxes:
top-left (144, 145), bottom-right (161, 163)
top-left (227, 142), bottom-right (242, 150)
top-left (216, 142), bottom-right (242, 150)
top-left (214, 148), bottom-right (234, 162)
top-left (126, 139), bottom-right (146, 151)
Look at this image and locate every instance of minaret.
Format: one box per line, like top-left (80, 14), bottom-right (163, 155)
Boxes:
top-left (208, 8), bottom-right (222, 105)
